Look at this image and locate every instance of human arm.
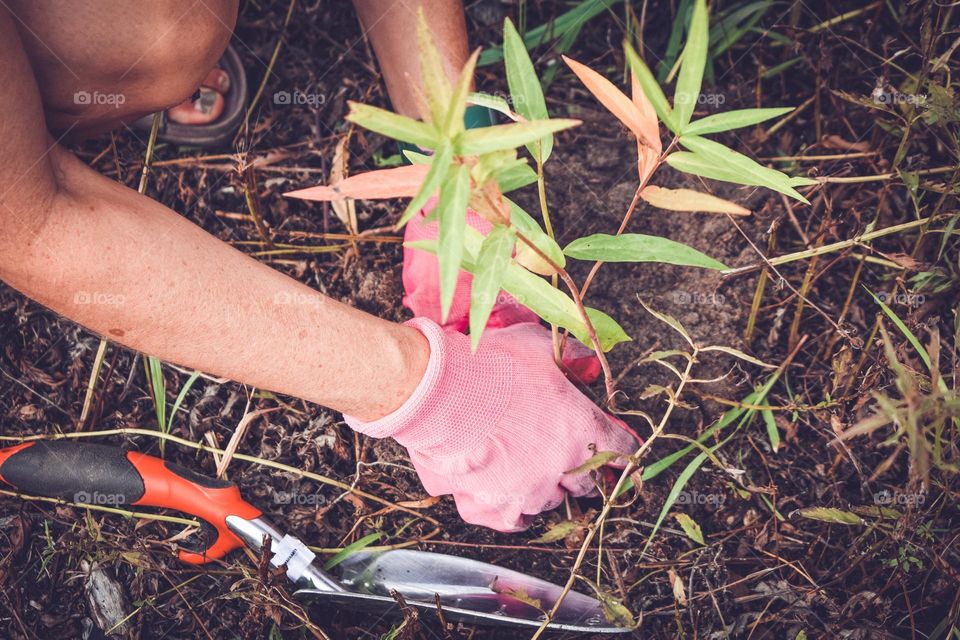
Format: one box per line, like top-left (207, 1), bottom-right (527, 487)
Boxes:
top-left (0, 8), bottom-right (428, 421)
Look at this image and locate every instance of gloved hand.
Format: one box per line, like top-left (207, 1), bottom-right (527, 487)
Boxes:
top-left (402, 202), bottom-right (539, 332)
top-left (343, 318), bottom-right (639, 532)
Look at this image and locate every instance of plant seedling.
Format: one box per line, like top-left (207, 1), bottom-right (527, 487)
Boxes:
top-left (285, 0), bottom-right (813, 402)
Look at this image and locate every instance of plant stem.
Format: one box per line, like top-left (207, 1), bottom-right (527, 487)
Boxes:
top-left (536, 163), bottom-right (563, 363)
top-left (529, 349), bottom-right (699, 639)
top-left (578, 137), bottom-right (679, 300)
top-left (512, 229), bottom-right (618, 405)
top-left (722, 214), bottom-right (943, 277)
top-left (817, 165), bottom-right (957, 184)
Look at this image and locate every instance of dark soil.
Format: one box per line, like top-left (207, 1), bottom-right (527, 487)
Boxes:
top-left (2, 1), bottom-right (958, 639)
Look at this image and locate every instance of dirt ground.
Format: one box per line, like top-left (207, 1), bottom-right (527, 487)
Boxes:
top-left (1, 1), bottom-right (958, 639)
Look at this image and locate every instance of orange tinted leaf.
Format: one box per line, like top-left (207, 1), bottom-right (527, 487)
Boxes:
top-left (637, 140), bottom-right (659, 184)
top-left (640, 186), bottom-right (750, 215)
top-left (284, 165), bottom-right (430, 202)
top-left (631, 73), bottom-right (661, 155)
top-left (563, 56), bottom-right (658, 150)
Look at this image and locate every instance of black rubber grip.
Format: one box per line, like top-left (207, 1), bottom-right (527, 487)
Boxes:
top-left (0, 441), bottom-right (262, 564)
top-left (0, 441), bottom-right (145, 506)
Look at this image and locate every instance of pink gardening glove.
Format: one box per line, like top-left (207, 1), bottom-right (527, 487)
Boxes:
top-left (343, 318), bottom-right (640, 532)
top-left (402, 200), bottom-right (601, 382)
top-left (403, 202), bottom-right (539, 332)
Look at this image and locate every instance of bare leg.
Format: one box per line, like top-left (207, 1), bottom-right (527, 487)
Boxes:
top-left (351, 0), bottom-right (471, 118)
top-left (0, 3), bottom-right (429, 421)
top-left (7, 0), bottom-right (238, 139)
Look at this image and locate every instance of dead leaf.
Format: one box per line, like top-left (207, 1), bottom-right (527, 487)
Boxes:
top-left (821, 134), bottom-right (871, 152)
top-left (217, 407), bottom-right (280, 478)
top-left (468, 180), bottom-right (510, 225)
top-left (795, 506), bottom-right (863, 525)
top-left (884, 252), bottom-right (923, 270)
top-left (329, 137), bottom-right (358, 234)
top-left (668, 569), bottom-right (687, 606)
top-left (495, 585), bottom-right (543, 612)
top-left (396, 496), bottom-right (442, 509)
top-left (640, 186), bottom-right (750, 215)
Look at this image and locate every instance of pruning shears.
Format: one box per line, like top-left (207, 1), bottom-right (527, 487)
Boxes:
top-left (0, 441), bottom-right (628, 634)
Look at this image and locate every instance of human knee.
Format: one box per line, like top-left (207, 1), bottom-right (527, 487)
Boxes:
top-left (127, 3), bottom-right (237, 110)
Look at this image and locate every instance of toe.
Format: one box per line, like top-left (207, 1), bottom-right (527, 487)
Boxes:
top-left (168, 87), bottom-right (224, 125)
top-left (202, 68), bottom-right (230, 93)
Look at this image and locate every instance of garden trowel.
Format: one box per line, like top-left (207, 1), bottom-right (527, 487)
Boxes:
top-left (0, 440), bottom-right (628, 634)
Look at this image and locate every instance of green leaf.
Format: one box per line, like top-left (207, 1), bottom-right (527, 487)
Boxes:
top-left (531, 520), bottom-right (582, 544)
top-left (598, 592), bottom-right (636, 629)
top-left (346, 102), bottom-right (439, 149)
top-left (682, 107), bottom-right (793, 136)
top-left (762, 408), bottom-right (780, 452)
top-left (323, 532), bottom-right (382, 570)
top-left (666, 151), bottom-right (752, 184)
top-left (496, 162), bottom-right (538, 192)
top-left (586, 307), bottom-right (632, 350)
top-left (417, 229), bottom-right (630, 351)
top-left (437, 164), bottom-right (471, 322)
top-left (618, 369), bottom-right (782, 497)
top-left (565, 450), bottom-right (623, 475)
top-left (674, 0), bottom-right (709, 128)
top-left (167, 370), bottom-right (201, 431)
top-left (677, 135), bottom-right (811, 203)
top-left (710, 1), bottom-right (772, 56)
top-left (416, 11), bottom-right (452, 125)
top-left (402, 150), bottom-right (432, 165)
top-left (638, 298), bottom-right (694, 347)
top-left (444, 49), bottom-right (481, 136)
top-left (469, 226), bottom-right (514, 350)
top-left (564, 233), bottom-right (727, 270)
top-left (796, 507), bottom-right (864, 526)
top-left (624, 42), bottom-right (680, 132)
top-left (865, 287), bottom-right (948, 394)
top-left (398, 141), bottom-right (452, 226)
top-left (479, 0), bottom-right (617, 66)
top-left (503, 263), bottom-right (629, 351)
top-left (761, 56), bottom-right (803, 79)
top-left (643, 449), bottom-right (710, 554)
top-left (506, 199), bottom-right (565, 267)
top-left (674, 513), bottom-right (705, 545)
top-left (658, 0), bottom-right (694, 83)
top-left (456, 119), bottom-right (580, 156)
top-left (467, 91), bottom-right (514, 118)
top-left (504, 18), bottom-right (553, 163)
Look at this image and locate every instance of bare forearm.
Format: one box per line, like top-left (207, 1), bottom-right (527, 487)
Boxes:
top-left (3, 149), bottom-right (427, 420)
top-left (351, 0), bottom-right (469, 117)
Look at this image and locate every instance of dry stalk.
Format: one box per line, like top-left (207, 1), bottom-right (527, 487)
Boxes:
top-left (529, 347), bottom-right (699, 639)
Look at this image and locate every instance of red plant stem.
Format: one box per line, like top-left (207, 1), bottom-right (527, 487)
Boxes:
top-left (578, 137), bottom-right (679, 300)
top-left (512, 230), bottom-right (618, 407)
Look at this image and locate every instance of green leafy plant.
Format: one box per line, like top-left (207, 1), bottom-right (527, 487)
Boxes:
top-left (286, 0), bottom-right (813, 403)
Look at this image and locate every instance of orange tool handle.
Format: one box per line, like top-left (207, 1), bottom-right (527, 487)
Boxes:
top-left (0, 441), bottom-right (261, 564)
